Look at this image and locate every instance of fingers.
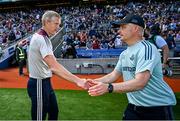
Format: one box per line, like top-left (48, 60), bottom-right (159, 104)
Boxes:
top-left (77, 78), bottom-right (97, 90)
top-left (76, 78), bottom-right (88, 90)
top-left (88, 87), bottom-right (105, 96)
top-left (76, 78), bottom-right (108, 97)
top-left (85, 79), bottom-right (97, 87)
top-left (77, 79), bottom-right (108, 96)
top-left (82, 78), bottom-right (90, 90)
top-left (87, 80), bottom-right (97, 87)
top-left (88, 82), bottom-right (108, 96)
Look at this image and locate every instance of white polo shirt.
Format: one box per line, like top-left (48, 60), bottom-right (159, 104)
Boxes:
top-left (28, 29), bottom-right (53, 79)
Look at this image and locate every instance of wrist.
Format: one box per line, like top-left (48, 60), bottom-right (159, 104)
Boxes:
top-left (74, 77), bottom-right (81, 84)
top-left (108, 83), bottom-right (113, 93)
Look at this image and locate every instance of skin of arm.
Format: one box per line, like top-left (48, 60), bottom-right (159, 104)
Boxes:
top-left (88, 70), bottom-right (150, 96)
top-left (44, 55), bottom-right (88, 89)
top-left (112, 70), bottom-right (150, 93)
top-left (161, 45), bottom-right (169, 67)
top-left (94, 70), bottom-right (121, 83)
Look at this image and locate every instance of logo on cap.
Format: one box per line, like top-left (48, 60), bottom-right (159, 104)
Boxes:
top-left (131, 19), bottom-right (138, 24)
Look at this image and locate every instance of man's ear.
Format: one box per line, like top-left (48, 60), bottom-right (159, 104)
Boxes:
top-left (134, 25), bottom-right (139, 32)
top-left (44, 19), bottom-right (50, 26)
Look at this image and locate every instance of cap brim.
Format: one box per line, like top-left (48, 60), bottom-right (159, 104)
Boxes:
top-left (111, 20), bottom-right (128, 28)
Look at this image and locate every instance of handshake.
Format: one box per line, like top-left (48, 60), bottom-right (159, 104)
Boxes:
top-left (75, 79), bottom-right (110, 96)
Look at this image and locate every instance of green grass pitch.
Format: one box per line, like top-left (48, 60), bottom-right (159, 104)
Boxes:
top-left (0, 88), bottom-right (179, 120)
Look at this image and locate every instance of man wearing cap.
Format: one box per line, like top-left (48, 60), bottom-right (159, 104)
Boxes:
top-left (87, 14), bottom-right (176, 120)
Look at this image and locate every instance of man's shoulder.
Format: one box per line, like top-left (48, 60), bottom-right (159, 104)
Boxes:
top-left (154, 35), bottom-right (167, 47)
top-left (32, 33), bottom-right (44, 39)
top-left (138, 41), bottom-right (157, 54)
top-left (31, 33), bottom-right (46, 44)
top-left (155, 35), bottom-right (165, 41)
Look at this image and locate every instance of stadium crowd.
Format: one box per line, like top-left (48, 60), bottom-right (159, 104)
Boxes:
top-left (0, 1), bottom-right (179, 58)
top-left (61, 1), bottom-right (179, 58)
top-left (0, 9), bottom-right (42, 49)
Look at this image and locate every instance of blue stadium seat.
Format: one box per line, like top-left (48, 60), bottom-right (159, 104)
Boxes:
top-left (76, 48), bottom-right (126, 58)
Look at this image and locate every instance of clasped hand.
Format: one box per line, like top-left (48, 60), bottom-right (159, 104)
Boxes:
top-left (76, 79), bottom-right (109, 96)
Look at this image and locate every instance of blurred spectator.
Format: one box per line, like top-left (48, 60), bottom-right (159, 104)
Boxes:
top-left (149, 25), bottom-right (169, 68)
top-left (66, 44), bottom-right (77, 59)
top-left (100, 40), bottom-right (108, 49)
top-left (63, 32), bottom-right (70, 43)
top-left (175, 31), bottom-right (180, 42)
top-left (165, 30), bottom-right (176, 57)
top-left (86, 39), bottom-right (93, 50)
top-left (166, 30), bottom-right (176, 49)
top-left (15, 42), bottom-right (26, 76)
top-left (92, 36), bottom-right (100, 49)
top-left (114, 35), bottom-right (122, 48)
top-left (73, 37), bottom-right (81, 49)
top-left (169, 19), bottom-right (177, 31)
top-left (80, 31), bottom-right (87, 46)
top-left (108, 40), bottom-right (115, 49)
top-left (61, 41), bottom-right (68, 58)
top-left (15, 30), bottom-right (22, 40)
top-left (8, 30), bottom-right (16, 43)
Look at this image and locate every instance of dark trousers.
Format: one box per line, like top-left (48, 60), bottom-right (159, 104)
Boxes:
top-left (27, 78), bottom-right (59, 120)
top-left (122, 103), bottom-right (174, 120)
top-left (18, 60), bottom-right (24, 75)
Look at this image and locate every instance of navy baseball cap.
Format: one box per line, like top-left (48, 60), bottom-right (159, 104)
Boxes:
top-left (112, 14), bottom-right (145, 28)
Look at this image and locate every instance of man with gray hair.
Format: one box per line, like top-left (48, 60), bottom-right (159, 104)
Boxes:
top-left (27, 10), bottom-right (88, 120)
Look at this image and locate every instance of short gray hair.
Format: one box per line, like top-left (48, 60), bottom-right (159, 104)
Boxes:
top-left (41, 10), bottom-right (60, 26)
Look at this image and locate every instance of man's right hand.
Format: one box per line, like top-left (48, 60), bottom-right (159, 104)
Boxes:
top-left (86, 79), bottom-right (97, 87)
top-left (75, 78), bottom-right (96, 90)
top-left (76, 79), bottom-right (98, 90)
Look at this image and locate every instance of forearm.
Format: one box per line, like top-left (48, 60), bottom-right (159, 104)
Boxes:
top-left (112, 71), bottom-right (150, 93)
top-left (112, 79), bottom-right (145, 93)
top-left (94, 70), bottom-right (120, 83)
top-left (163, 47), bottom-right (169, 64)
top-left (51, 62), bottom-right (80, 83)
top-left (161, 45), bottom-right (169, 65)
